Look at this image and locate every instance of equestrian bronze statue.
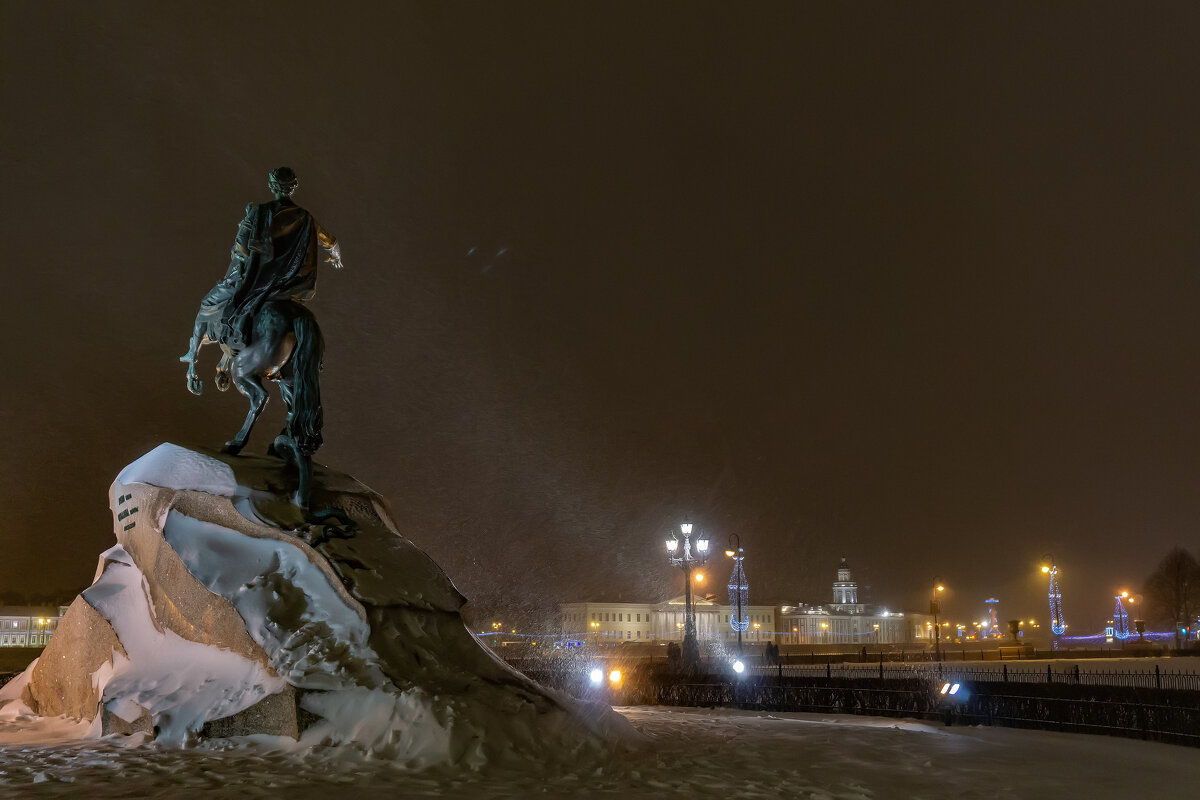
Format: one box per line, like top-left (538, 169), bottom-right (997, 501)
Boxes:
top-left (181, 167), bottom-right (343, 510)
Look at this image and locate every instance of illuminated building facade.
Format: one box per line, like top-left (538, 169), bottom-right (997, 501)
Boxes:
top-left (0, 606), bottom-right (66, 647)
top-left (777, 559), bottom-right (932, 645)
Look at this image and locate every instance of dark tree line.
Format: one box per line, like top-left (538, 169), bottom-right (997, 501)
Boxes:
top-left (1141, 546), bottom-right (1200, 647)
top-left (0, 589), bottom-right (81, 608)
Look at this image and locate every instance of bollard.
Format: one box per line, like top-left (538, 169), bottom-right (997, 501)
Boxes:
top-left (1073, 665), bottom-right (1080, 685)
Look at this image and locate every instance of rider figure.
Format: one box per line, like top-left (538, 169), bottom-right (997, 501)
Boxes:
top-left (181, 167), bottom-right (343, 392)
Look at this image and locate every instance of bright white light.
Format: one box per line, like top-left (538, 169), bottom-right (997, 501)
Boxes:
top-left (696, 537), bottom-right (710, 553)
top-left (733, 660), bottom-right (745, 674)
top-left (680, 522), bottom-right (693, 535)
top-left (609, 669), bottom-right (622, 683)
top-left (940, 682), bottom-right (950, 694)
top-left (665, 538), bottom-right (678, 553)
top-left (589, 668), bottom-right (603, 686)
top-left (950, 683), bottom-right (961, 695)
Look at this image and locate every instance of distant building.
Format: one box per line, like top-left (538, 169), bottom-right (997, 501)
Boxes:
top-left (776, 558), bottom-right (932, 646)
top-left (0, 606), bottom-right (66, 648)
top-left (559, 597), bottom-right (778, 646)
top-left (557, 557), bottom-right (933, 649)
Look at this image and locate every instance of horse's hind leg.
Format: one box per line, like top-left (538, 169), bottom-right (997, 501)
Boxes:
top-left (267, 378), bottom-right (296, 458)
top-left (223, 366), bottom-right (269, 456)
top-left (215, 346), bottom-right (234, 392)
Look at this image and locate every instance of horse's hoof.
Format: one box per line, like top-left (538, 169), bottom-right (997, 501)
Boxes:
top-left (222, 442), bottom-right (244, 456)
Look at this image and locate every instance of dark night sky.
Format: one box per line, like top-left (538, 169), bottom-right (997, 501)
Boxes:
top-left (3, 3), bottom-right (1200, 631)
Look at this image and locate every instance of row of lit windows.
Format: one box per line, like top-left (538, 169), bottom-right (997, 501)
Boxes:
top-left (588, 612), bottom-right (646, 623)
top-left (0, 633), bottom-right (51, 646)
top-left (568, 610), bottom-right (774, 625)
top-left (721, 614), bottom-right (771, 624)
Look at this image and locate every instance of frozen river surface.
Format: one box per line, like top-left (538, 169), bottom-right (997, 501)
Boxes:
top-left (0, 705), bottom-right (1196, 799)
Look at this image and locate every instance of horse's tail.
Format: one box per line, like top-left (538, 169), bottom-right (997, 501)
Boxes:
top-left (290, 309), bottom-right (325, 455)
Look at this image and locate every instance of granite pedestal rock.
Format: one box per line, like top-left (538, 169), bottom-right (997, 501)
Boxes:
top-left (5, 444), bottom-right (617, 761)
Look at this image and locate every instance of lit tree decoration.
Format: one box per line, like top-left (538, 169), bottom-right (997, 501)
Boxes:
top-left (727, 544), bottom-right (749, 635)
top-left (1113, 592), bottom-right (1131, 640)
top-left (1041, 559), bottom-right (1067, 636)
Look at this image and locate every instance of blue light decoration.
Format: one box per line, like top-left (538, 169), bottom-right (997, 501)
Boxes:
top-left (728, 551), bottom-right (749, 634)
top-left (1113, 594), bottom-right (1130, 640)
top-left (1044, 561), bottom-right (1067, 636)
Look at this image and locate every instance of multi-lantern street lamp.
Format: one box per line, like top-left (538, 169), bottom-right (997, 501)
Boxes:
top-left (665, 521), bottom-right (709, 666)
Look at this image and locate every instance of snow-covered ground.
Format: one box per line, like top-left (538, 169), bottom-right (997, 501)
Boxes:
top-left (0, 705), bottom-right (1196, 799)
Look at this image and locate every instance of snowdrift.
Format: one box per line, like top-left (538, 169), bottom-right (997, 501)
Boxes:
top-left (0, 444), bottom-right (626, 765)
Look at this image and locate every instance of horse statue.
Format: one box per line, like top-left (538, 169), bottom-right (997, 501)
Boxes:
top-left (180, 167), bottom-right (342, 512)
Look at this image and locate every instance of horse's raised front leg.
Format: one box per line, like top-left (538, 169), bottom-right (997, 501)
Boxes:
top-left (180, 319), bottom-right (207, 396)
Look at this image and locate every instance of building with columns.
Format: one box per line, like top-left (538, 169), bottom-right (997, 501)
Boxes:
top-left (557, 558), bottom-right (933, 650)
top-left (559, 597), bottom-right (778, 647)
top-left (777, 558), bottom-right (932, 646)
top-left (0, 606), bottom-right (65, 648)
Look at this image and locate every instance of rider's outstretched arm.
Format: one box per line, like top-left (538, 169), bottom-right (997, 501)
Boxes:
top-left (317, 223), bottom-right (344, 270)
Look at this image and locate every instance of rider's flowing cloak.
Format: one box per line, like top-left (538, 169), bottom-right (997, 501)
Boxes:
top-left (223, 198), bottom-right (321, 348)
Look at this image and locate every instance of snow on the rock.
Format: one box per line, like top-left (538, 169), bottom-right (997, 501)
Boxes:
top-left (116, 443), bottom-right (236, 497)
top-left (163, 511), bottom-right (386, 691)
top-left (81, 546), bottom-right (286, 744)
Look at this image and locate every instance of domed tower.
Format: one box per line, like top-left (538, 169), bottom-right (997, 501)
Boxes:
top-left (831, 557), bottom-right (862, 612)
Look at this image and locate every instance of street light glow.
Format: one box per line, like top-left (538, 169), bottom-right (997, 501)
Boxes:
top-left (733, 660), bottom-right (745, 674)
top-left (589, 668), bottom-right (603, 685)
top-left (665, 538), bottom-right (678, 553)
top-left (694, 573), bottom-right (704, 583)
top-left (609, 669), bottom-right (622, 684)
top-left (680, 522), bottom-right (693, 535)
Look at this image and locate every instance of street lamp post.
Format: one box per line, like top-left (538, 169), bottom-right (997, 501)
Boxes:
top-left (725, 534), bottom-right (749, 657)
top-left (666, 521), bottom-right (709, 667)
top-left (930, 579), bottom-right (945, 661)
